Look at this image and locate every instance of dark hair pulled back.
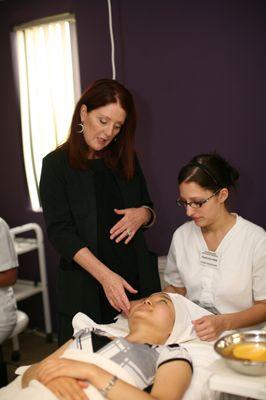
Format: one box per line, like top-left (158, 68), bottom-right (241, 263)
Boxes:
top-left (178, 153), bottom-right (239, 191)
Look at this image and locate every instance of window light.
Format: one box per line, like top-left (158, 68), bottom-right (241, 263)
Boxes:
top-left (14, 14), bottom-right (81, 211)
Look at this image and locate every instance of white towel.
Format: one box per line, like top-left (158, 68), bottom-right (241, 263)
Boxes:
top-left (62, 348), bottom-right (137, 400)
top-left (165, 293), bottom-right (212, 344)
top-left (0, 349), bottom-right (136, 400)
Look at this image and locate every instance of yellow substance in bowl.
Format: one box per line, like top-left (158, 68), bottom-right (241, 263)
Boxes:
top-left (232, 343), bottom-right (266, 362)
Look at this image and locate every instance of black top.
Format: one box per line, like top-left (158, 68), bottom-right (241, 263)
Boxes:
top-left (91, 330), bottom-right (112, 352)
top-left (91, 159), bottom-right (139, 284)
top-left (40, 149), bottom-right (161, 342)
top-left (90, 159), bottom-right (139, 321)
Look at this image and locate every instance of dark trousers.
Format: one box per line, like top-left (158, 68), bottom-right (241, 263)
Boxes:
top-left (58, 313), bottom-right (74, 346)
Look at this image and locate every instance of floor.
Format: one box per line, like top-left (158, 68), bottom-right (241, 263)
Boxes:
top-left (1, 329), bottom-right (58, 385)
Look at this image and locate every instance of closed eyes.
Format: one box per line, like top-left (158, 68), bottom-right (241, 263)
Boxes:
top-left (99, 117), bottom-right (122, 130)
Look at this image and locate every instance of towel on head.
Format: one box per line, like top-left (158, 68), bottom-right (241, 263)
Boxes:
top-left (165, 293), bottom-right (212, 344)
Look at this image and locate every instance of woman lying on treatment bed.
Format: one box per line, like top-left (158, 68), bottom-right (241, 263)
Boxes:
top-left (1, 293), bottom-right (193, 400)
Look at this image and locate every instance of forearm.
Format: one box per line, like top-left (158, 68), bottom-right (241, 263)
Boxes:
top-left (73, 247), bottom-right (111, 283)
top-left (22, 340), bottom-right (73, 388)
top-left (223, 302), bottom-right (266, 331)
top-left (0, 268), bottom-right (17, 287)
top-left (74, 246), bottom-right (136, 314)
top-left (87, 365), bottom-right (157, 400)
top-left (22, 362), bottom-right (41, 388)
top-left (163, 284), bottom-right (187, 296)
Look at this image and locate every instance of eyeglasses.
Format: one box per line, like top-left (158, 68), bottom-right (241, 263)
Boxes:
top-left (176, 188), bottom-right (221, 209)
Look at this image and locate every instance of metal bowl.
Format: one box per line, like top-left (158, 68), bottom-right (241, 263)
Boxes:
top-left (214, 330), bottom-right (266, 376)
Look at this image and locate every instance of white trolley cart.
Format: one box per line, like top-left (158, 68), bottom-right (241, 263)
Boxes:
top-left (9, 223), bottom-right (52, 358)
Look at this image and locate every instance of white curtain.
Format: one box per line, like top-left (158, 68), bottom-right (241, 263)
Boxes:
top-left (16, 18), bottom-right (80, 211)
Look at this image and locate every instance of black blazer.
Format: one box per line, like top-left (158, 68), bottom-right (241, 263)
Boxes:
top-left (39, 150), bottom-right (160, 319)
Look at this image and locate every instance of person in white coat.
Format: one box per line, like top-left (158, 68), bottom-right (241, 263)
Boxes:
top-left (164, 153), bottom-right (266, 341)
top-left (0, 217), bottom-right (18, 344)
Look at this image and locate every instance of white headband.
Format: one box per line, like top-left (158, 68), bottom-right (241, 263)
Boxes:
top-left (165, 293), bottom-right (213, 344)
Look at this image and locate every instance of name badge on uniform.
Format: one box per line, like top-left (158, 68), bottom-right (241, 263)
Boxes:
top-left (200, 250), bottom-right (220, 269)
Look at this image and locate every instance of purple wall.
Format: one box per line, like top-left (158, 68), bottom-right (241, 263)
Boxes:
top-left (113, 0), bottom-right (266, 253)
top-left (1, 0), bottom-right (265, 331)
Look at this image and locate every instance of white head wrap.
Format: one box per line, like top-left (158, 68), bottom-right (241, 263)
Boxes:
top-left (165, 293), bottom-right (212, 344)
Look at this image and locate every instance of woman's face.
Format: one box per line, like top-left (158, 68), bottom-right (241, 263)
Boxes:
top-left (179, 181), bottom-right (226, 228)
top-left (129, 292), bottom-right (175, 334)
top-left (80, 102), bottom-right (126, 157)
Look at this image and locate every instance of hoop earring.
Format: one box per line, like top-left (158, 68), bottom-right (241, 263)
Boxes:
top-left (77, 123), bottom-right (84, 134)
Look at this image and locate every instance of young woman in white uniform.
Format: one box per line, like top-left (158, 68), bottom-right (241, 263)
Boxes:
top-left (164, 153), bottom-right (266, 341)
top-left (0, 217), bottom-right (18, 343)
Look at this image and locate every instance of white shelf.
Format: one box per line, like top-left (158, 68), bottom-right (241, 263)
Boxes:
top-left (13, 238), bottom-right (38, 255)
top-left (10, 223), bottom-right (52, 335)
top-left (13, 280), bottom-right (43, 301)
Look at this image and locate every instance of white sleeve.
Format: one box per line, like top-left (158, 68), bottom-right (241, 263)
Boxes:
top-left (0, 218), bottom-right (18, 272)
top-left (157, 344), bottom-right (193, 371)
top-left (164, 232), bottom-right (184, 287)
top-left (252, 235), bottom-right (266, 301)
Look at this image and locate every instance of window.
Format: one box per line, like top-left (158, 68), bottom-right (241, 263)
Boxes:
top-left (14, 13), bottom-right (81, 211)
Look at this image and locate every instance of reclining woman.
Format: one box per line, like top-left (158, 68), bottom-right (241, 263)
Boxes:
top-left (1, 292), bottom-right (193, 400)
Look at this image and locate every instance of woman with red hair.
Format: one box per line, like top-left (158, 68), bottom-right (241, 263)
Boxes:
top-left (40, 79), bottom-right (160, 344)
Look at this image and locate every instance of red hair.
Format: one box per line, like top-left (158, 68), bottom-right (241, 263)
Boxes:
top-left (59, 79), bottom-right (136, 180)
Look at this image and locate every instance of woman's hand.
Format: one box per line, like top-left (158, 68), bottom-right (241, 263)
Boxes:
top-left (193, 314), bottom-right (226, 341)
top-left (73, 248), bottom-right (137, 315)
top-left (163, 285), bottom-right (187, 296)
top-left (37, 358), bottom-right (93, 385)
top-left (101, 270), bottom-right (138, 315)
top-left (45, 376), bottom-right (88, 400)
top-left (110, 207), bottom-right (150, 244)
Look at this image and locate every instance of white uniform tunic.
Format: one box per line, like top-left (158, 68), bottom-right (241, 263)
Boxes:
top-left (0, 217), bottom-right (18, 343)
top-left (164, 215), bottom-right (266, 314)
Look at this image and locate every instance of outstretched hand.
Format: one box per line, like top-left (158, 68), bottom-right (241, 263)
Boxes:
top-left (101, 270), bottom-right (138, 315)
top-left (110, 207), bottom-right (150, 244)
top-left (192, 314), bottom-right (226, 341)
